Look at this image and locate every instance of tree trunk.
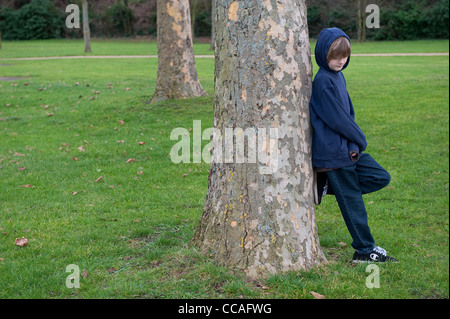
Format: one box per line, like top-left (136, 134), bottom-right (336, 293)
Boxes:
top-left (357, 0), bottom-right (367, 42)
top-left (192, 0), bottom-right (326, 279)
top-left (82, 0), bottom-right (91, 53)
top-left (210, 0), bottom-right (216, 51)
top-left (152, 0), bottom-right (207, 103)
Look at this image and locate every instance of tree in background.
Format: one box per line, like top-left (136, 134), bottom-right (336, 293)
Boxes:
top-left (151, 0), bottom-right (207, 103)
top-left (357, 0), bottom-right (367, 41)
top-left (210, 0), bottom-right (216, 51)
top-left (82, 0), bottom-right (91, 53)
top-left (192, 0), bottom-right (326, 279)
top-left (107, 0), bottom-right (135, 37)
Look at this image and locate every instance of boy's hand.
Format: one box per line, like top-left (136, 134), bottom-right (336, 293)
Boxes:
top-left (349, 151), bottom-right (359, 162)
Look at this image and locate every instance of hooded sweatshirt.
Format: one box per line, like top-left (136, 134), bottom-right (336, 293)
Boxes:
top-left (309, 27), bottom-right (367, 169)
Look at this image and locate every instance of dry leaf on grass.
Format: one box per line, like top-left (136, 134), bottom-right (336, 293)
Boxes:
top-left (310, 291), bottom-right (325, 299)
top-left (19, 184), bottom-right (34, 188)
top-left (15, 237), bottom-right (28, 247)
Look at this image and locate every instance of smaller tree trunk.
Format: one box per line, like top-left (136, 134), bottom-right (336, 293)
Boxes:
top-left (210, 0), bottom-right (216, 51)
top-left (82, 0), bottom-right (91, 53)
top-left (152, 0), bottom-right (207, 103)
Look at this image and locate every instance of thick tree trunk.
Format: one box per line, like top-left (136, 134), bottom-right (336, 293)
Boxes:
top-left (192, 0), bottom-right (327, 279)
top-left (152, 0), bottom-right (207, 103)
top-left (82, 0), bottom-right (91, 53)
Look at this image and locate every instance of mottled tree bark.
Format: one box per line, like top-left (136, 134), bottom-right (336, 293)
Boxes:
top-left (152, 0), bottom-right (207, 103)
top-left (192, 0), bottom-right (326, 279)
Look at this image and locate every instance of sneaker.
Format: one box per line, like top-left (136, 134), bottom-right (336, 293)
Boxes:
top-left (313, 171), bottom-right (328, 205)
top-left (352, 246), bottom-right (398, 263)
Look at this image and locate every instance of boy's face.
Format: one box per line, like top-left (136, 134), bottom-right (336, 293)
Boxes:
top-left (328, 56), bottom-right (349, 72)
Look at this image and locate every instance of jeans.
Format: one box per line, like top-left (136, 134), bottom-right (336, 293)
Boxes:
top-left (325, 153), bottom-right (391, 254)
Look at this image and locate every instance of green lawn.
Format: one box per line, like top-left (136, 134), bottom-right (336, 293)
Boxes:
top-left (0, 39), bottom-right (448, 299)
top-left (0, 38), bottom-right (448, 59)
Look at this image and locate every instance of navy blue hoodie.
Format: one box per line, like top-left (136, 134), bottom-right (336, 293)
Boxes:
top-left (309, 28), bottom-right (367, 169)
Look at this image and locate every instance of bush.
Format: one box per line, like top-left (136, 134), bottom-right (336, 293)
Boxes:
top-left (194, 10), bottom-right (211, 37)
top-left (105, 1), bottom-right (135, 37)
top-left (0, 0), bottom-right (65, 40)
top-left (371, 0), bottom-right (449, 40)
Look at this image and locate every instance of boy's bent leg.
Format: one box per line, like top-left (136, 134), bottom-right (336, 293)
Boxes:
top-left (327, 166), bottom-right (375, 254)
top-left (356, 153), bottom-right (391, 194)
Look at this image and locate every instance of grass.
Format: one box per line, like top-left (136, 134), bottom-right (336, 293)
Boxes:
top-left (0, 39), bottom-right (448, 299)
top-left (0, 38), bottom-right (448, 59)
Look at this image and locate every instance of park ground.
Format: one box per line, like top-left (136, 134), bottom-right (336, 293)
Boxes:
top-left (0, 39), bottom-right (448, 299)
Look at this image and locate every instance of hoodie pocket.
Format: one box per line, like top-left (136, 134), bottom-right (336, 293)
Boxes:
top-left (338, 136), bottom-right (348, 157)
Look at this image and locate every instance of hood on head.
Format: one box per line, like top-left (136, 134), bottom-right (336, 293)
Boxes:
top-left (315, 27), bottom-right (351, 72)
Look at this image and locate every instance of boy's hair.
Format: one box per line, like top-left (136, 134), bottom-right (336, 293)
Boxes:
top-left (327, 37), bottom-right (351, 62)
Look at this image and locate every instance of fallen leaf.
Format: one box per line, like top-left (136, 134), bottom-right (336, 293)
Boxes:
top-left (181, 173), bottom-right (187, 178)
top-left (18, 167), bottom-right (27, 171)
top-left (138, 142), bottom-right (145, 145)
top-left (126, 158), bottom-right (135, 163)
top-left (72, 191), bottom-right (78, 196)
top-left (310, 291), bottom-right (325, 299)
top-left (81, 269), bottom-right (88, 278)
top-left (118, 120), bottom-right (125, 125)
top-left (19, 184), bottom-right (34, 188)
top-left (72, 156), bottom-right (79, 161)
top-left (15, 237), bottom-right (28, 247)
top-left (117, 140), bottom-right (125, 143)
top-left (256, 283), bottom-right (270, 290)
top-left (95, 176), bottom-right (103, 183)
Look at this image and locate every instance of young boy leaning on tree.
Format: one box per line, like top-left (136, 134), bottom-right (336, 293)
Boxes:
top-left (309, 27), bottom-right (398, 263)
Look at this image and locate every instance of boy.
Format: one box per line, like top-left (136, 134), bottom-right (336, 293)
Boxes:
top-left (309, 28), bottom-right (397, 263)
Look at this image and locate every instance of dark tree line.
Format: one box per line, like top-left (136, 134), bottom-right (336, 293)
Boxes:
top-left (0, 0), bottom-right (448, 40)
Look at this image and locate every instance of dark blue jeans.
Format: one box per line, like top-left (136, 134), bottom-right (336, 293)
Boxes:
top-left (326, 153), bottom-right (391, 254)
